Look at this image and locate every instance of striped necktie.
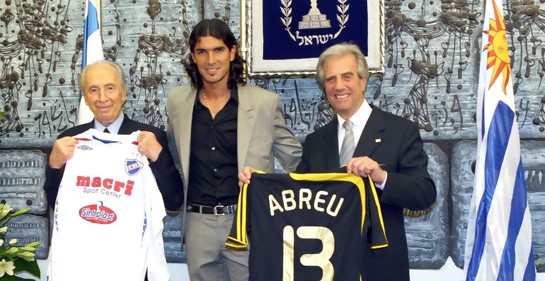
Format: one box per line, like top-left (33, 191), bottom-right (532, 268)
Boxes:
top-left (339, 120), bottom-right (354, 166)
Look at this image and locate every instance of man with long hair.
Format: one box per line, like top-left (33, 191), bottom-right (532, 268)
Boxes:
top-left (167, 19), bottom-right (302, 281)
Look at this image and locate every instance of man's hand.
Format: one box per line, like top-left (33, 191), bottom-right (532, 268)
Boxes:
top-left (346, 156), bottom-right (387, 185)
top-left (238, 166), bottom-right (256, 187)
top-left (49, 137), bottom-right (79, 169)
top-left (137, 131), bottom-right (163, 162)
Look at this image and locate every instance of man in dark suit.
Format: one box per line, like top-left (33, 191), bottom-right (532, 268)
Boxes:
top-left (239, 43), bottom-right (436, 281)
top-left (237, 43), bottom-right (436, 280)
top-left (43, 60), bottom-right (183, 211)
top-left (295, 43), bottom-right (437, 281)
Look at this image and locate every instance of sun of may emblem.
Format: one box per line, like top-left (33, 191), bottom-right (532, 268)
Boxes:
top-left (484, 0), bottom-right (510, 94)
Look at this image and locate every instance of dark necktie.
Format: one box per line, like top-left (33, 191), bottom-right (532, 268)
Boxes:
top-left (339, 120), bottom-right (354, 166)
top-left (103, 128), bottom-right (110, 133)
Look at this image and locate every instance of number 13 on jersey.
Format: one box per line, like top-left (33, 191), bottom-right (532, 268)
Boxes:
top-left (283, 225), bottom-right (335, 281)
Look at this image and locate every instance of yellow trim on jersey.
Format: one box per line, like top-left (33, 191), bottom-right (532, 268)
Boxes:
top-left (367, 178), bottom-right (388, 249)
top-left (225, 182), bottom-right (248, 249)
top-left (239, 182), bottom-right (248, 244)
top-left (371, 243), bottom-right (389, 250)
top-left (225, 170), bottom-right (267, 249)
top-left (288, 171), bottom-right (362, 186)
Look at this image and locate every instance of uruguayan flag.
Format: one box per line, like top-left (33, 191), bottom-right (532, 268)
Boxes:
top-left (79, 0), bottom-right (104, 124)
top-left (464, 0), bottom-right (536, 280)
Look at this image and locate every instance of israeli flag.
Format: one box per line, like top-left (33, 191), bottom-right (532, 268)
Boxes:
top-left (79, 0), bottom-right (104, 124)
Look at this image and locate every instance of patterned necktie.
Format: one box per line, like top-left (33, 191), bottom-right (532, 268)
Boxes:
top-left (339, 120), bottom-right (354, 166)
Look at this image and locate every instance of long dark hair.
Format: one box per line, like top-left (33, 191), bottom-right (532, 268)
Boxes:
top-left (185, 18), bottom-right (246, 89)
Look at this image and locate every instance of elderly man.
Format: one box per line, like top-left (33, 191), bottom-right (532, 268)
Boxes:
top-left (239, 42), bottom-right (436, 281)
top-left (44, 60), bottom-right (183, 281)
top-left (44, 60), bottom-right (183, 211)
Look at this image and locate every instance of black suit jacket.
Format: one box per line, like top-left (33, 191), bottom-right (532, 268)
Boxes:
top-left (43, 114), bottom-right (184, 211)
top-left (296, 107), bottom-right (436, 281)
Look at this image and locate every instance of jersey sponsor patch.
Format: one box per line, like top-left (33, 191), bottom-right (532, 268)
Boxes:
top-left (79, 201), bottom-right (118, 224)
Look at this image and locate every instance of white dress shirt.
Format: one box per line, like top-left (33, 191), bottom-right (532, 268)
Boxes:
top-left (336, 100), bottom-right (388, 190)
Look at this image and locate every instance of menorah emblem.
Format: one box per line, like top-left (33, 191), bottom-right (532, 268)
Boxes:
top-left (298, 0), bottom-right (331, 29)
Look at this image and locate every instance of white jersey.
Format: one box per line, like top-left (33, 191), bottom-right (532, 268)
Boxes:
top-left (48, 129), bottom-right (169, 281)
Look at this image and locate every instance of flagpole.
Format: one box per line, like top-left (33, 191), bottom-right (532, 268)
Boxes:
top-left (78, 0), bottom-right (104, 125)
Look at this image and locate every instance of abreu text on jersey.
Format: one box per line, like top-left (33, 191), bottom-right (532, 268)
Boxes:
top-left (268, 188), bottom-right (344, 217)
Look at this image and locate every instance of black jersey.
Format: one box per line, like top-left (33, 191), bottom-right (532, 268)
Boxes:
top-left (226, 172), bottom-right (388, 281)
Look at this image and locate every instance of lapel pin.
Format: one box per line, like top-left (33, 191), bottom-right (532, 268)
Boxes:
top-left (375, 138), bottom-right (382, 143)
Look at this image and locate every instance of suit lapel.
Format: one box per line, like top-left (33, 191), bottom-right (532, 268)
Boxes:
top-left (81, 121), bottom-right (94, 131)
top-left (178, 88), bottom-right (197, 181)
top-left (237, 87), bottom-right (256, 171)
top-left (354, 108), bottom-right (385, 157)
top-left (118, 114), bottom-right (136, 134)
top-left (319, 121), bottom-right (341, 171)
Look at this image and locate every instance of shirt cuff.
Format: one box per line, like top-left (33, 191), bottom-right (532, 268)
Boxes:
top-left (374, 171), bottom-right (388, 190)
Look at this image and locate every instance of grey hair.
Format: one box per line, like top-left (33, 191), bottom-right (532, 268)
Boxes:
top-left (316, 43), bottom-right (369, 89)
top-left (78, 60), bottom-right (127, 92)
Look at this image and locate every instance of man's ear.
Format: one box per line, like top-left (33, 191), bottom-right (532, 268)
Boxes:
top-left (83, 94), bottom-right (91, 106)
top-left (121, 88), bottom-right (127, 104)
top-left (230, 45), bottom-right (236, 62)
top-left (361, 78), bottom-right (368, 92)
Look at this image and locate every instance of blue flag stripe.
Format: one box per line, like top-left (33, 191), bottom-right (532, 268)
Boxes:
top-left (523, 248), bottom-right (536, 280)
top-left (467, 101), bottom-right (513, 280)
top-left (480, 94), bottom-right (486, 139)
top-left (498, 159), bottom-right (527, 279)
top-left (82, 0), bottom-right (99, 67)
